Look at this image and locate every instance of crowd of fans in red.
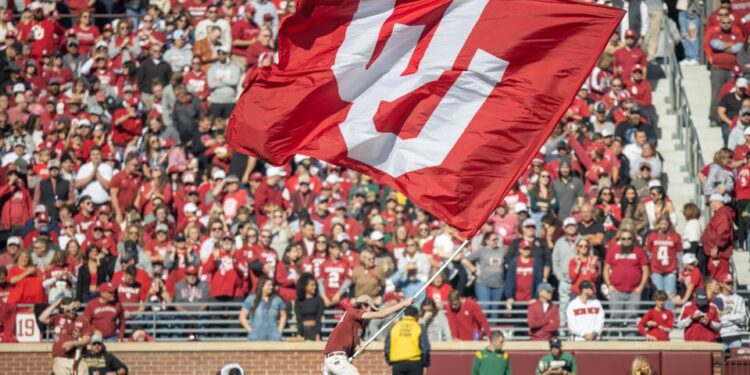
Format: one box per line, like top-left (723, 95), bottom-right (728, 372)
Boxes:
top-left (0, 2), bottom-right (744, 370)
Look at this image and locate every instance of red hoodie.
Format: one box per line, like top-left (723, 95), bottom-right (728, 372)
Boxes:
top-left (637, 307), bottom-right (674, 341)
top-left (678, 302), bottom-right (720, 342)
top-left (445, 298), bottom-right (491, 340)
top-left (527, 300), bottom-right (559, 340)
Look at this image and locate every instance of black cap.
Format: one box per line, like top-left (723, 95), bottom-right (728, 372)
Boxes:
top-left (123, 240), bottom-right (137, 253)
top-left (549, 338), bottom-right (562, 349)
top-left (403, 305), bottom-right (419, 317)
top-left (695, 289), bottom-right (709, 307)
top-left (174, 233), bottom-right (186, 242)
top-left (579, 280), bottom-right (594, 291)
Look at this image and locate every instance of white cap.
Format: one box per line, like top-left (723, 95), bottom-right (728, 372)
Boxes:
top-left (325, 174), bottom-right (342, 184)
top-left (6, 236), bottom-right (21, 246)
top-left (737, 77), bottom-right (749, 88)
top-left (29, 1), bottom-right (42, 10)
top-left (34, 204), bottom-right (47, 214)
top-left (211, 169), bottom-right (226, 180)
top-left (682, 253), bottom-right (698, 264)
top-left (522, 218), bottom-right (537, 227)
top-left (563, 217), bottom-right (577, 227)
top-left (601, 128), bottom-right (613, 137)
top-left (709, 193), bottom-right (725, 203)
top-left (648, 180), bottom-right (662, 188)
top-left (514, 202), bottom-right (528, 213)
top-left (266, 166), bottom-right (286, 177)
top-left (183, 202), bottom-right (198, 213)
top-left (369, 231), bottom-right (384, 241)
top-left (182, 172), bottom-right (195, 184)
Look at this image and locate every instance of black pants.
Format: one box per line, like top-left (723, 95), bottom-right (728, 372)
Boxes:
top-left (391, 361), bottom-right (423, 375)
top-left (209, 103), bottom-right (236, 119)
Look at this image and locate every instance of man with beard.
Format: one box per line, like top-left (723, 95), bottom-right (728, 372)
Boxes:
top-left (709, 16), bottom-right (744, 128)
top-left (505, 219), bottom-right (551, 282)
top-left (727, 102), bottom-right (750, 151)
top-left (678, 288), bottom-right (721, 342)
top-left (18, 2), bottom-right (57, 61)
top-left (33, 159), bottom-right (73, 220)
top-left (39, 297), bottom-right (93, 375)
top-left (603, 229), bottom-right (650, 325)
top-left (207, 46), bottom-right (241, 119)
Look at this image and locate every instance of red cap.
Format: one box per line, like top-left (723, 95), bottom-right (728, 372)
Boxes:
top-left (93, 220), bottom-right (104, 229)
top-left (37, 212), bottom-right (50, 223)
top-left (187, 185), bottom-right (199, 194)
top-left (624, 29), bottom-right (637, 38)
top-left (631, 64), bottom-right (644, 72)
top-left (97, 205), bottom-right (111, 215)
top-left (520, 239), bottom-right (533, 249)
top-left (103, 23), bottom-right (113, 31)
top-left (430, 220), bottom-right (441, 230)
top-left (185, 265), bottom-right (199, 275)
top-left (321, 182), bottom-right (333, 190)
top-left (382, 292), bottom-right (401, 303)
top-left (723, 273), bottom-right (733, 284)
top-left (250, 172), bottom-right (263, 181)
top-left (99, 282), bottom-right (116, 294)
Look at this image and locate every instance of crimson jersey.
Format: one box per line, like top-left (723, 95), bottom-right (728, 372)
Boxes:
top-left (50, 314), bottom-right (93, 358)
top-left (302, 252), bottom-right (327, 278)
top-left (323, 308), bottom-right (366, 357)
top-left (515, 257), bottom-right (534, 301)
top-left (320, 258), bottom-right (351, 298)
top-left (644, 231), bottom-right (683, 274)
top-left (116, 282), bottom-right (148, 313)
top-left (681, 267), bottom-right (704, 298)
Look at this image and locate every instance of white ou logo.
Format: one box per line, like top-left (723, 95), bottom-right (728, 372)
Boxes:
top-left (333, 0), bottom-right (508, 177)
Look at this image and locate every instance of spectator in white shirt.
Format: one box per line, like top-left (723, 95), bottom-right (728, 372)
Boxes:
top-left (566, 280), bottom-right (605, 341)
top-left (717, 274), bottom-right (747, 350)
top-left (74, 147), bottom-right (113, 205)
top-left (194, 5), bottom-right (231, 49)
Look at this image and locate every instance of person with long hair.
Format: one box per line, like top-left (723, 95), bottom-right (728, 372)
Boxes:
top-left (630, 356), bottom-right (654, 375)
top-left (620, 185), bottom-right (649, 235)
top-left (644, 185), bottom-right (677, 231)
top-left (7, 250), bottom-right (45, 305)
top-left (71, 11), bottom-right (100, 56)
top-left (644, 216), bottom-right (682, 310)
top-left (239, 277), bottom-right (287, 341)
top-left (294, 273), bottom-right (324, 341)
top-left (417, 297), bottom-right (452, 341)
top-left (276, 243), bottom-right (302, 303)
top-left (76, 245), bottom-right (112, 303)
top-left (568, 238), bottom-right (600, 295)
top-left (529, 170), bottom-right (559, 229)
top-left (135, 164), bottom-right (172, 217)
top-left (43, 251), bottom-right (77, 304)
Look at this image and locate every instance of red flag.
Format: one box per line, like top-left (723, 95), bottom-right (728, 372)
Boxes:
top-left (227, 0), bottom-right (624, 237)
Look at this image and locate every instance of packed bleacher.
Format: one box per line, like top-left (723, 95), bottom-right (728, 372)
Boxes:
top-left (0, 0), bottom-right (746, 364)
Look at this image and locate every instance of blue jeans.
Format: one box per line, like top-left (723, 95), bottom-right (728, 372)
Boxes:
top-left (678, 11), bottom-right (700, 61)
top-left (723, 336), bottom-right (742, 351)
top-left (650, 272), bottom-right (677, 310)
top-left (474, 282), bottom-right (503, 321)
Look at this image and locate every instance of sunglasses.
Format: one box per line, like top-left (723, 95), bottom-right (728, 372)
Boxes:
top-left (620, 237), bottom-right (633, 241)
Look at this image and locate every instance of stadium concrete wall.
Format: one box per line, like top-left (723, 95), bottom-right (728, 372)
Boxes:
top-left (0, 341), bottom-right (723, 374)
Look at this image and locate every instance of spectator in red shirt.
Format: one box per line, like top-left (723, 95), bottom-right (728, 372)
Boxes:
top-left (0, 169), bottom-right (33, 231)
top-left (7, 250), bottom-right (46, 305)
top-left (614, 29), bottom-right (647, 84)
top-left (109, 153), bottom-right (142, 223)
top-left (675, 253), bottom-right (703, 307)
top-left (702, 194), bottom-right (734, 281)
top-left (203, 232), bottom-right (244, 301)
top-left (603, 229), bottom-right (650, 324)
top-left (445, 290), bottom-right (491, 341)
top-left (116, 266), bottom-right (148, 320)
top-left (504, 240), bottom-right (543, 310)
top-left (708, 17), bottom-right (744, 127)
top-left (527, 283), bottom-right (559, 340)
top-left (637, 291), bottom-right (674, 341)
top-left (39, 297), bottom-right (93, 375)
top-left (678, 289), bottom-right (721, 342)
top-left (254, 166), bottom-right (289, 220)
top-left (644, 216), bottom-right (682, 310)
top-left (83, 282), bottom-right (126, 341)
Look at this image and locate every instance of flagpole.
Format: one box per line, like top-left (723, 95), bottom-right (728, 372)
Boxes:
top-left (349, 239), bottom-right (471, 362)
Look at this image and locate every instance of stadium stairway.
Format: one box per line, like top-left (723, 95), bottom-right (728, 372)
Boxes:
top-left (681, 64), bottom-right (750, 289)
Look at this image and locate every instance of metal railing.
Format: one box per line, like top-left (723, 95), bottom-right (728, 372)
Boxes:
top-left (23, 300), bottom-right (739, 343)
top-left (663, 16), bottom-right (708, 220)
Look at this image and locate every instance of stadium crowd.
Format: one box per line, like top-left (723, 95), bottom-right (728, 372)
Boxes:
top-left (0, 0), bottom-right (745, 373)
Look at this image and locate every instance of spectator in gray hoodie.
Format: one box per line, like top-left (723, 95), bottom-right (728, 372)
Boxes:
top-left (164, 30), bottom-right (194, 73)
top-left (207, 46), bottom-right (242, 119)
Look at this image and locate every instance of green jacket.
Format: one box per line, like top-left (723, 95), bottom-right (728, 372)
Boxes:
top-left (471, 348), bottom-right (511, 375)
top-left (536, 352), bottom-right (577, 374)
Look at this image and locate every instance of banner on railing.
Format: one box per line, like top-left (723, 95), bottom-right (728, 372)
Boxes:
top-left (15, 313), bottom-right (41, 342)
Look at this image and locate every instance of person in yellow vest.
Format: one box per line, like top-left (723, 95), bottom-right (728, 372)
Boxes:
top-left (472, 331), bottom-right (511, 375)
top-left (384, 305), bottom-right (430, 375)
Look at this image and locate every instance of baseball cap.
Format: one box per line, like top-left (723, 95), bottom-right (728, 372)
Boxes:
top-left (187, 185), bottom-right (199, 195)
top-left (212, 169), bottom-right (226, 180)
top-left (352, 295), bottom-right (378, 310)
top-left (723, 273), bottom-right (734, 284)
top-left (183, 202), bottom-right (198, 214)
top-left (266, 166), bottom-right (286, 178)
top-left (172, 29), bottom-right (185, 40)
top-left (99, 282), bottom-right (116, 294)
top-left (47, 159), bottom-right (60, 169)
top-left (738, 77), bottom-right (749, 88)
top-left (155, 223), bottom-right (169, 233)
top-left (91, 333), bottom-right (104, 344)
top-left (174, 233), bottom-right (186, 242)
top-left (579, 280), bottom-right (595, 291)
top-left (563, 217), bottom-right (577, 227)
top-left (682, 253), bottom-right (698, 265)
top-left (631, 64), bottom-right (644, 73)
top-left (185, 265), bottom-right (199, 275)
top-left (369, 231), bottom-right (384, 241)
top-left (549, 338), bottom-right (562, 349)
top-left (522, 218), bottom-right (536, 227)
top-left (250, 172), bottom-right (263, 181)
top-left (624, 28), bottom-right (637, 38)
top-left (695, 289), bottom-right (709, 307)
top-left (537, 283), bottom-right (554, 293)
top-left (225, 174), bottom-right (240, 183)
top-left (34, 205), bottom-right (47, 215)
top-left (6, 236), bottom-right (21, 246)
top-left (217, 45), bottom-right (230, 54)
top-left (709, 193), bottom-right (725, 203)
top-left (29, 1), bottom-right (42, 11)
top-left (600, 128), bottom-right (613, 137)
top-left (514, 202), bottom-right (528, 214)
top-left (181, 172), bottom-right (196, 184)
